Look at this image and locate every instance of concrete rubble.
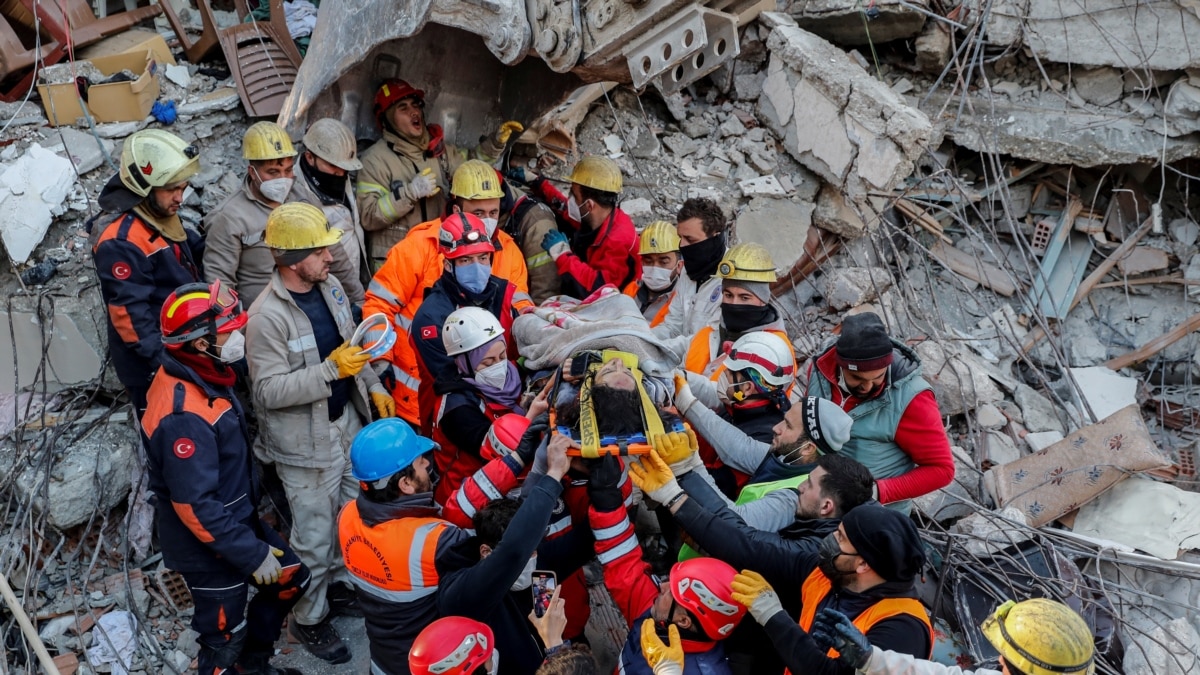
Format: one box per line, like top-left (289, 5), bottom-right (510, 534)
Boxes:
top-left (2, 0), bottom-right (1200, 671)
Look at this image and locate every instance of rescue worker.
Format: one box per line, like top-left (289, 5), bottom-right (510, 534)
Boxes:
top-left (410, 212), bottom-right (533, 438)
top-left (410, 617), bottom-right (498, 675)
top-left (363, 160), bottom-right (529, 426)
top-left (524, 155), bottom-right (640, 299)
top-left (431, 307), bottom-right (534, 505)
top-left (338, 417), bottom-right (565, 674)
top-left (804, 311), bottom-right (954, 512)
top-left (583, 434), bottom-right (749, 674)
top-left (725, 504), bottom-right (933, 675)
top-left (813, 598), bottom-right (1095, 675)
top-left (356, 77), bottom-right (523, 266)
top-left (623, 221), bottom-right (683, 327)
top-left (655, 198), bottom-right (729, 347)
top-left (244, 203), bottom-right (395, 664)
top-left (144, 280), bottom-right (309, 675)
top-left (499, 177), bottom-right (563, 302)
top-left (204, 121), bottom-right (363, 307)
top-left (290, 118), bottom-right (370, 294)
top-left (683, 242), bottom-right (791, 382)
top-left (91, 130), bottom-right (204, 413)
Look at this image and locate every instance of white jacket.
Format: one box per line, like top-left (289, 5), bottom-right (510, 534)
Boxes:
top-left (861, 647), bottom-right (1002, 675)
top-left (652, 273), bottom-right (722, 357)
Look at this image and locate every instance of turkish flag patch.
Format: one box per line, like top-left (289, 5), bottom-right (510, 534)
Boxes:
top-left (173, 438), bottom-right (195, 459)
top-left (420, 325), bottom-right (438, 340)
top-left (112, 262), bottom-right (131, 280)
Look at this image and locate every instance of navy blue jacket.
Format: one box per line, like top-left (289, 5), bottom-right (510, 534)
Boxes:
top-left (143, 353), bottom-right (264, 575)
top-left (618, 612), bottom-right (734, 675)
top-left (92, 204), bottom-right (203, 399)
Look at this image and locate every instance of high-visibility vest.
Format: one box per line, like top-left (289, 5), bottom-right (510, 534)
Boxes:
top-left (338, 501), bottom-right (451, 604)
top-left (788, 567), bottom-right (932, 673)
top-left (622, 281), bottom-right (672, 328)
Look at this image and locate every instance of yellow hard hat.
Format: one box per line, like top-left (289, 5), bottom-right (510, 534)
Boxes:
top-left (639, 221), bottom-right (680, 254)
top-left (243, 121), bottom-right (297, 161)
top-left (451, 160), bottom-right (504, 200)
top-left (569, 155), bottom-right (622, 193)
top-left (265, 202), bottom-right (342, 250)
top-left (717, 242), bottom-right (777, 283)
top-left (119, 129), bottom-right (200, 197)
top-left (981, 599), bottom-right (1095, 675)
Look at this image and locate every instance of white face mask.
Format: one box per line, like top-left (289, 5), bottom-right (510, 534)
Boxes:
top-left (474, 360), bottom-right (509, 390)
top-left (216, 330), bottom-right (245, 363)
top-left (510, 556), bottom-right (537, 591)
top-left (641, 265), bottom-right (676, 292)
top-left (566, 195), bottom-right (583, 222)
top-left (252, 166), bottom-right (294, 203)
top-left (482, 217), bottom-right (499, 238)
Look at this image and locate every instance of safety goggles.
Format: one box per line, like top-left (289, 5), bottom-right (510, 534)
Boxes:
top-left (162, 280), bottom-right (244, 345)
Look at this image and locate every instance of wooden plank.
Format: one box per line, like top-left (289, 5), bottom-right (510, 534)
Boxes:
top-left (1105, 312), bottom-right (1200, 371)
top-left (894, 198), bottom-right (953, 244)
top-left (928, 241), bottom-right (1018, 296)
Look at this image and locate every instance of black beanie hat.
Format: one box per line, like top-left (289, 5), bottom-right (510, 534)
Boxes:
top-left (842, 504), bottom-right (926, 583)
top-left (836, 312), bottom-right (894, 372)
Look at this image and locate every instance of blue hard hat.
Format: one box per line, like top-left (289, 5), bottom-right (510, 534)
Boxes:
top-left (350, 419), bottom-right (437, 482)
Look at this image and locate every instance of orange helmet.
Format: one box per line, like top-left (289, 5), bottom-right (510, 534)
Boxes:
top-left (160, 280), bottom-right (247, 349)
top-left (481, 413), bottom-right (531, 462)
top-left (374, 78), bottom-right (424, 128)
top-left (669, 558), bottom-right (746, 642)
top-left (409, 616), bottom-right (496, 675)
top-left (439, 213), bottom-right (495, 259)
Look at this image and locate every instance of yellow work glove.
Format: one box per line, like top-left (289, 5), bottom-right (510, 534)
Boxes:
top-left (370, 388), bottom-right (396, 418)
top-left (653, 428), bottom-right (698, 465)
top-left (731, 570), bottom-right (784, 625)
top-left (326, 342), bottom-right (370, 379)
top-left (640, 620), bottom-right (684, 675)
top-left (629, 446), bottom-right (683, 506)
top-left (251, 547), bottom-right (285, 585)
top-left (672, 371), bottom-right (698, 416)
top-left (496, 120), bottom-right (524, 145)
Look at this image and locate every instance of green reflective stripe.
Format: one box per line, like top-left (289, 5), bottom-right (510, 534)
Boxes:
top-left (526, 251), bottom-right (553, 269)
top-left (358, 182), bottom-right (396, 219)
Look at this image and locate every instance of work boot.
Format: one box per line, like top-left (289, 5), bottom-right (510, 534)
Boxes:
top-left (291, 618), bottom-right (351, 664)
top-left (326, 582), bottom-right (364, 618)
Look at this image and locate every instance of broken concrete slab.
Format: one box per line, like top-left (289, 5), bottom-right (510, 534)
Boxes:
top-left (1069, 366), bottom-right (1138, 422)
top-left (1013, 383), bottom-right (1067, 435)
top-left (929, 91), bottom-right (1200, 167)
top-left (951, 506), bottom-right (1031, 557)
top-left (1025, 430), bottom-right (1065, 453)
top-left (1073, 66), bottom-right (1124, 107)
top-left (0, 144), bottom-right (76, 264)
top-left (177, 87), bottom-right (240, 117)
top-left (1121, 613), bottom-right (1200, 675)
top-left (758, 13), bottom-right (935, 200)
top-left (975, 402), bottom-right (1006, 430)
top-left (734, 196), bottom-right (813, 272)
top-left (823, 266), bottom-right (893, 311)
top-left (914, 339), bottom-right (1004, 416)
top-left (987, 0), bottom-right (1200, 71)
top-left (7, 418), bottom-right (139, 530)
top-left (39, 127), bottom-right (116, 176)
top-left (1164, 75), bottom-right (1200, 136)
top-left (790, 0), bottom-right (928, 46)
top-left (0, 293), bottom-right (109, 394)
top-left (982, 429), bottom-right (1022, 466)
top-left (915, 22), bottom-right (952, 73)
top-left (738, 175), bottom-right (787, 198)
top-left (1117, 246), bottom-right (1172, 276)
top-left (812, 184), bottom-right (867, 238)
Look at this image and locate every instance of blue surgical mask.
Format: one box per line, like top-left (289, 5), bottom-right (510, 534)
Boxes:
top-left (455, 262), bottom-right (492, 294)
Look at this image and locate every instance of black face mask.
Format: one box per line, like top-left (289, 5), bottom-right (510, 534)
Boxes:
top-left (817, 532), bottom-right (850, 583)
top-left (302, 155), bottom-right (348, 202)
top-left (680, 235), bottom-right (725, 282)
top-left (721, 302), bottom-right (776, 335)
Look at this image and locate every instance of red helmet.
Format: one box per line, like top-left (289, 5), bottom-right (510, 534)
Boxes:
top-left (160, 280), bottom-right (247, 349)
top-left (374, 78), bottom-right (425, 128)
top-left (439, 213), bottom-right (496, 259)
top-left (410, 616), bottom-right (495, 675)
top-left (669, 558), bottom-right (746, 642)
top-left (481, 413), bottom-right (531, 461)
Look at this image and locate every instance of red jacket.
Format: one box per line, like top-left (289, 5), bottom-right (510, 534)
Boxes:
top-left (807, 351), bottom-right (954, 504)
top-left (534, 180), bottom-right (640, 298)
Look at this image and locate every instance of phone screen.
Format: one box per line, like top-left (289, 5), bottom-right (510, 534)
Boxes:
top-left (532, 570), bottom-right (557, 618)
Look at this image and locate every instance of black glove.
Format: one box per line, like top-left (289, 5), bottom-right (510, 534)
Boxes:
top-left (516, 414), bottom-right (549, 466)
top-left (811, 608), bottom-right (871, 669)
top-left (585, 455), bottom-right (624, 512)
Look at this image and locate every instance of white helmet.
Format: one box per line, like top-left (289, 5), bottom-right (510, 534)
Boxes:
top-left (442, 307), bottom-right (504, 356)
top-left (725, 332), bottom-right (795, 387)
top-left (119, 129), bottom-right (200, 197)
